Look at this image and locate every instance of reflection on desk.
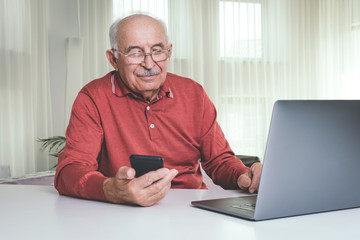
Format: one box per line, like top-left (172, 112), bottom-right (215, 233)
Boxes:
top-left (1, 185), bottom-right (359, 240)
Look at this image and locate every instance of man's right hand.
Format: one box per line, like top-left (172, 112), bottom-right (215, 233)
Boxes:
top-left (102, 166), bottom-right (178, 206)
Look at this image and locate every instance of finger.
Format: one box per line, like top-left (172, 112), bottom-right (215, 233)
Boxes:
top-left (140, 169), bottom-right (178, 206)
top-left (115, 166), bottom-right (135, 180)
top-left (136, 168), bottom-right (171, 188)
top-left (141, 182), bottom-right (172, 206)
top-left (249, 163), bottom-right (262, 193)
top-left (146, 169), bottom-right (178, 191)
top-left (125, 169), bottom-right (177, 206)
top-left (237, 173), bottom-right (251, 190)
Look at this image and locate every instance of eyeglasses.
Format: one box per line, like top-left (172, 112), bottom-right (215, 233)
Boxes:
top-left (113, 48), bottom-right (170, 64)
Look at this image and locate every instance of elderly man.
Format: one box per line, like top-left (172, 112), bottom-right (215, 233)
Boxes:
top-left (55, 14), bottom-right (262, 206)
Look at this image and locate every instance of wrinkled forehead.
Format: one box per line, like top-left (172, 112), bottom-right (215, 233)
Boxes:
top-left (117, 15), bottom-right (167, 50)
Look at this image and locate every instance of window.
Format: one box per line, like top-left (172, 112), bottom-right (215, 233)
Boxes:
top-left (219, 1), bottom-right (262, 58)
top-left (341, 0), bottom-right (360, 99)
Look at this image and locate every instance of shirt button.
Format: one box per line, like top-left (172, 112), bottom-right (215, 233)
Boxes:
top-left (146, 106), bottom-right (150, 111)
top-left (150, 124), bottom-right (155, 128)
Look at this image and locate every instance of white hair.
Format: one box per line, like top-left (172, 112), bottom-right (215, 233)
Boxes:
top-left (109, 12), bottom-right (170, 58)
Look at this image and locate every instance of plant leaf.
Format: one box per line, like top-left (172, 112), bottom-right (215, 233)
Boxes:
top-left (37, 136), bottom-right (66, 157)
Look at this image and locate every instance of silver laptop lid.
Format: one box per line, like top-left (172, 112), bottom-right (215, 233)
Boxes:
top-left (255, 100), bottom-right (360, 220)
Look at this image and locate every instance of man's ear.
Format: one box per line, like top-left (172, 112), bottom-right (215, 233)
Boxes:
top-left (106, 50), bottom-right (118, 70)
top-left (168, 44), bottom-right (173, 60)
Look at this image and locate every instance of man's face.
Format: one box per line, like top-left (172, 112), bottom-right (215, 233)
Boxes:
top-left (114, 16), bottom-right (172, 101)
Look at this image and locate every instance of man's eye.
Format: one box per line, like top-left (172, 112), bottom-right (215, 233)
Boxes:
top-left (151, 49), bottom-right (163, 55)
top-left (128, 51), bottom-right (143, 57)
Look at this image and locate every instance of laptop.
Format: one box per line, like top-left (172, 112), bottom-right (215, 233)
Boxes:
top-left (191, 100), bottom-right (360, 221)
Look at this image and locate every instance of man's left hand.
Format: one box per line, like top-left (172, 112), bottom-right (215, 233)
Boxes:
top-left (237, 162), bottom-right (262, 193)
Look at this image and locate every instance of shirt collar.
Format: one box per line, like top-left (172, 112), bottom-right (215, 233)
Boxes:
top-left (110, 71), bottom-right (132, 97)
top-left (110, 71), bottom-right (174, 101)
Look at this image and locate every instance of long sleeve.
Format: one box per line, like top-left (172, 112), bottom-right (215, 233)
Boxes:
top-left (199, 91), bottom-right (249, 189)
top-left (55, 91), bottom-right (107, 201)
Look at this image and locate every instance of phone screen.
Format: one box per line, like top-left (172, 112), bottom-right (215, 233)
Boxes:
top-left (130, 155), bottom-right (164, 177)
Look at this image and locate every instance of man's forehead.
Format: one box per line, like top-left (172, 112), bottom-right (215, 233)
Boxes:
top-left (117, 16), bottom-right (167, 49)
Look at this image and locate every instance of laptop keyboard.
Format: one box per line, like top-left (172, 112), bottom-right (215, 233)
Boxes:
top-left (231, 203), bottom-right (256, 211)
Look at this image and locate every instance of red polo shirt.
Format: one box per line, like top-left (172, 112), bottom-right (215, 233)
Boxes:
top-left (55, 71), bottom-right (248, 201)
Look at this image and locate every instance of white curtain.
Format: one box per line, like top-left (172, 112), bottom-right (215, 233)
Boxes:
top-left (76, 0), bottom-right (113, 86)
top-left (0, 0), bottom-right (53, 176)
top-left (63, 0), bottom-right (113, 125)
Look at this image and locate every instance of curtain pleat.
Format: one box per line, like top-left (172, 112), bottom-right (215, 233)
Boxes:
top-left (65, 38), bottom-right (84, 125)
top-left (0, 0), bottom-right (53, 176)
top-left (77, 0), bottom-right (113, 86)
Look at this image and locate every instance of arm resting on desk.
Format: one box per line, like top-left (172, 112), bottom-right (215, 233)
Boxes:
top-left (198, 92), bottom-right (249, 189)
top-left (55, 91), bottom-right (106, 201)
top-left (55, 164), bottom-right (107, 201)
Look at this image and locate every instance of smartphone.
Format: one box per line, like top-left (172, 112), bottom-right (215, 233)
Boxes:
top-left (130, 155), bottom-right (164, 177)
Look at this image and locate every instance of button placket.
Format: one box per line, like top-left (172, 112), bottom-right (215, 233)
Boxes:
top-left (144, 104), bottom-right (159, 139)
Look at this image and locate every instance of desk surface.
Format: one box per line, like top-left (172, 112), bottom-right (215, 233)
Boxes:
top-left (1, 185), bottom-right (359, 240)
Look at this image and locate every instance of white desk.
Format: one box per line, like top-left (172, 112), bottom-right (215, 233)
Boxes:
top-left (1, 185), bottom-right (359, 240)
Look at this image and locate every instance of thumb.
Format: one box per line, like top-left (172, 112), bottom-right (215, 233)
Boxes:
top-left (116, 166), bottom-right (136, 180)
top-left (237, 172), bottom-right (251, 190)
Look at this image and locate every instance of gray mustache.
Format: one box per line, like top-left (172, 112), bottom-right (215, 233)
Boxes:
top-left (136, 69), bottom-right (160, 77)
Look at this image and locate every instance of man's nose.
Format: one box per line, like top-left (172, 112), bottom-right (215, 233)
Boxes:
top-left (141, 54), bottom-right (156, 69)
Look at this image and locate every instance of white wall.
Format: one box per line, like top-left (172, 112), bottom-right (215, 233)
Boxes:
top-left (48, 0), bottom-right (80, 136)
